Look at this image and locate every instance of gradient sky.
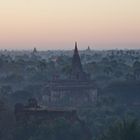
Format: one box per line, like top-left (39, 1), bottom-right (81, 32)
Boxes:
top-left (0, 0), bottom-right (140, 50)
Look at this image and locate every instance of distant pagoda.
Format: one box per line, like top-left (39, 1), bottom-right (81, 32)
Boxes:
top-left (33, 47), bottom-right (37, 54)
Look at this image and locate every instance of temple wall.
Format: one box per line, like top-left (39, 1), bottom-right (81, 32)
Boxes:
top-left (42, 88), bottom-right (97, 106)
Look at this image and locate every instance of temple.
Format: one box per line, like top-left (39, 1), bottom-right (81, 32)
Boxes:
top-left (14, 98), bottom-right (92, 140)
top-left (42, 42), bottom-right (97, 106)
top-left (15, 98), bottom-right (78, 123)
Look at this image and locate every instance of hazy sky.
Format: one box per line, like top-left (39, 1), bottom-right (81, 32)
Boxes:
top-left (0, 0), bottom-right (140, 50)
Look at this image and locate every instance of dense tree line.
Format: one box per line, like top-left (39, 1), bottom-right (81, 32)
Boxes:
top-left (0, 50), bottom-right (140, 139)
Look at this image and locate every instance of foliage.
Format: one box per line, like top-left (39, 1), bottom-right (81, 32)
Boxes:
top-left (100, 119), bottom-right (140, 140)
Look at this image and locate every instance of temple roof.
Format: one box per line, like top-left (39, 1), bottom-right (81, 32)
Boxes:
top-left (70, 42), bottom-right (89, 80)
top-left (72, 42), bottom-right (83, 72)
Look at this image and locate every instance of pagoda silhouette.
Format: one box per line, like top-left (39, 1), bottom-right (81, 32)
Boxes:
top-left (42, 42), bottom-right (97, 106)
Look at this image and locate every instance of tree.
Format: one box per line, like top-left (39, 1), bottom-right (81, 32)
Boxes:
top-left (133, 61), bottom-right (140, 69)
top-left (133, 61), bottom-right (140, 80)
top-left (100, 119), bottom-right (140, 140)
top-left (134, 68), bottom-right (140, 80)
top-left (37, 60), bottom-right (47, 72)
top-left (104, 67), bottom-right (113, 76)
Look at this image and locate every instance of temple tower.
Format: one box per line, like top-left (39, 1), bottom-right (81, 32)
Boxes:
top-left (42, 42), bottom-right (97, 106)
top-left (70, 42), bottom-right (88, 80)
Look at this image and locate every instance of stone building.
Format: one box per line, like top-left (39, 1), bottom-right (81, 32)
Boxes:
top-left (15, 98), bottom-right (78, 123)
top-left (14, 98), bottom-right (92, 140)
top-left (42, 42), bottom-right (97, 106)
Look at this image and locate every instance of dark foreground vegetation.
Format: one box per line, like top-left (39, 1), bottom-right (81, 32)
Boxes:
top-left (0, 48), bottom-right (140, 140)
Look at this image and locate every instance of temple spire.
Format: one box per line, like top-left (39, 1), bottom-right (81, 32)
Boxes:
top-left (72, 42), bottom-right (82, 70)
top-left (71, 42), bottom-right (87, 80)
top-left (75, 42), bottom-right (78, 51)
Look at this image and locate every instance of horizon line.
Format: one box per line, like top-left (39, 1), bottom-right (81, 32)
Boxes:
top-left (0, 47), bottom-right (140, 52)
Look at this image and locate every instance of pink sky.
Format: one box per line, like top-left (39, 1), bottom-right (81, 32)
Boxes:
top-left (0, 0), bottom-right (140, 50)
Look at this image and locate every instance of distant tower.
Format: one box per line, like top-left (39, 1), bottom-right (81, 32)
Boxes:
top-left (33, 47), bottom-right (37, 55)
top-left (70, 42), bottom-right (88, 80)
top-left (72, 42), bottom-right (83, 72)
top-left (87, 46), bottom-right (91, 51)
